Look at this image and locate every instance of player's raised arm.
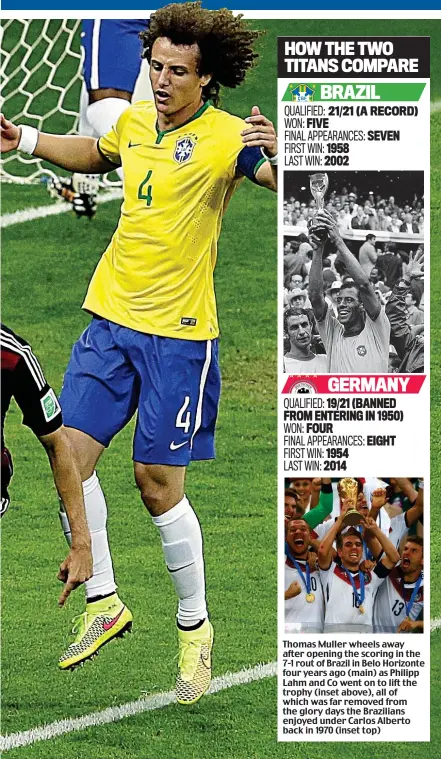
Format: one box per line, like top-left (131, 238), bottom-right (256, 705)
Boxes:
top-left (385, 249), bottom-right (424, 359)
top-left (396, 477), bottom-right (424, 528)
top-left (309, 477), bottom-right (324, 510)
top-left (393, 477), bottom-right (418, 504)
top-left (364, 488), bottom-right (389, 558)
top-left (368, 486), bottom-right (388, 521)
top-left (1, 114), bottom-right (115, 174)
top-left (316, 210), bottom-right (381, 321)
top-left (362, 516), bottom-right (400, 569)
top-left (241, 106), bottom-right (277, 191)
top-left (307, 233), bottom-right (328, 322)
top-left (318, 510), bottom-right (346, 570)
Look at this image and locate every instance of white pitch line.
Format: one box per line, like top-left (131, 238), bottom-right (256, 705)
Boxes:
top-left (1, 189), bottom-right (123, 228)
top-left (0, 661), bottom-right (277, 752)
top-left (2, 620), bottom-right (441, 751)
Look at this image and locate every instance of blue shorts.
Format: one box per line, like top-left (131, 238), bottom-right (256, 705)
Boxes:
top-left (60, 318), bottom-right (221, 466)
top-left (81, 19), bottom-right (148, 93)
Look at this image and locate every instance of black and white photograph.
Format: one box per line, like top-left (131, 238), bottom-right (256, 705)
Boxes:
top-left (283, 171), bottom-right (425, 374)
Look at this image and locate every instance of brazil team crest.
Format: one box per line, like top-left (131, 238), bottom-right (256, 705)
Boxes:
top-left (289, 84), bottom-right (315, 102)
top-left (174, 136), bottom-right (196, 164)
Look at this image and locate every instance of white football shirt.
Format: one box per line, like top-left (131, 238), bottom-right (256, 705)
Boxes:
top-left (284, 557), bottom-right (324, 633)
top-left (388, 512), bottom-right (410, 550)
top-left (373, 566), bottom-right (423, 633)
top-left (320, 561), bottom-right (390, 633)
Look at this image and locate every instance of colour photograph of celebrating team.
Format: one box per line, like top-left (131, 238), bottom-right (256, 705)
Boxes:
top-left (283, 171), bottom-right (425, 374)
top-left (284, 477), bottom-right (424, 634)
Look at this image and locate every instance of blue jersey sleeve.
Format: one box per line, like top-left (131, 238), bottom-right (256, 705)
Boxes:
top-left (236, 146), bottom-right (267, 184)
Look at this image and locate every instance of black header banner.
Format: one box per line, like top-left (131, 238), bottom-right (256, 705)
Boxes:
top-left (277, 37), bottom-right (430, 79)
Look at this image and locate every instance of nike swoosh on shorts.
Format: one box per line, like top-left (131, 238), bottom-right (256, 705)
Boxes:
top-left (169, 441), bottom-right (189, 451)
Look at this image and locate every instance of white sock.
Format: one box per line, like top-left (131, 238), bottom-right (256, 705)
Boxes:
top-left (86, 98), bottom-right (130, 138)
top-left (152, 496), bottom-right (207, 627)
top-left (86, 99), bottom-right (129, 183)
top-left (60, 471), bottom-right (117, 599)
top-left (78, 82), bottom-right (94, 137)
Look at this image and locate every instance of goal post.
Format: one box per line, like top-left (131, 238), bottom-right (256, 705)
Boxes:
top-left (1, 19), bottom-right (83, 184)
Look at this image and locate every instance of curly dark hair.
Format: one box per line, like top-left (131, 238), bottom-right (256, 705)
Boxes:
top-left (139, 2), bottom-right (262, 107)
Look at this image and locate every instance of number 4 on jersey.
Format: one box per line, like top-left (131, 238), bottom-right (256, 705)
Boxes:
top-left (138, 170), bottom-right (153, 206)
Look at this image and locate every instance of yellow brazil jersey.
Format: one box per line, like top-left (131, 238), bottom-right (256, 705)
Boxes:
top-left (83, 100), bottom-right (266, 340)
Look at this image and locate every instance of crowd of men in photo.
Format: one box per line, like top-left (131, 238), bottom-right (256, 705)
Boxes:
top-left (283, 187), bottom-right (424, 374)
top-left (284, 477), bottom-right (424, 634)
top-left (283, 187), bottom-right (424, 236)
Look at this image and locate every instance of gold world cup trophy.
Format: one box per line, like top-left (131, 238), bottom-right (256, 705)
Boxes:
top-left (338, 477), bottom-right (362, 528)
top-left (308, 172), bottom-right (329, 239)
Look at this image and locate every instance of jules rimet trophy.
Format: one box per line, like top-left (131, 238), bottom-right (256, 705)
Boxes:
top-left (308, 172), bottom-right (329, 239)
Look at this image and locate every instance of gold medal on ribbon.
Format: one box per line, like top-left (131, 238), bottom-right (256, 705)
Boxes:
top-left (359, 605), bottom-right (365, 614)
top-left (305, 593), bottom-right (315, 603)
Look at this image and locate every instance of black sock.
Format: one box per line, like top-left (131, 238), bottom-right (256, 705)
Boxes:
top-left (177, 618), bottom-right (205, 631)
top-left (87, 591), bottom-right (116, 605)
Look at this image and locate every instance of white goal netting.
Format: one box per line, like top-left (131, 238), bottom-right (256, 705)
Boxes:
top-left (1, 19), bottom-right (84, 184)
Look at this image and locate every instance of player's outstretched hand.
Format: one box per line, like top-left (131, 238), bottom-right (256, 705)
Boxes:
top-left (241, 106), bottom-right (277, 158)
top-left (58, 545), bottom-right (93, 606)
top-left (403, 248), bottom-right (424, 282)
top-left (1, 114), bottom-right (21, 153)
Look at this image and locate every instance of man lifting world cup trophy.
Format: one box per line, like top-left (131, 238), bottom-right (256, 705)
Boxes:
top-left (308, 172), bottom-right (329, 239)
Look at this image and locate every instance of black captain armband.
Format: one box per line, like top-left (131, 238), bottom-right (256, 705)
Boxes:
top-left (374, 561), bottom-right (391, 578)
top-left (236, 146), bottom-right (267, 184)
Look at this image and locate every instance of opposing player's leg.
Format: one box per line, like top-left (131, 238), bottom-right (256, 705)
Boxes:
top-left (57, 318), bottom-right (138, 668)
top-left (50, 19), bottom-right (148, 215)
top-left (80, 19), bottom-right (147, 186)
top-left (134, 463), bottom-right (213, 705)
top-left (1, 446), bottom-right (14, 517)
top-left (130, 333), bottom-right (221, 703)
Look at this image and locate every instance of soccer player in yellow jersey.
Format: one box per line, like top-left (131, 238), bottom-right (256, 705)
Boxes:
top-left (1, 2), bottom-right (277, 704)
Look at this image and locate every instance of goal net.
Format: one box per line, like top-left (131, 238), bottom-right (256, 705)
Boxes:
top-left (1, 19), bottom-right (84, 184)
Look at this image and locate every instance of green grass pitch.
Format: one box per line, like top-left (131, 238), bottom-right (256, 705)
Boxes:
top-left (1, 17), bottom-right (440, 759)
